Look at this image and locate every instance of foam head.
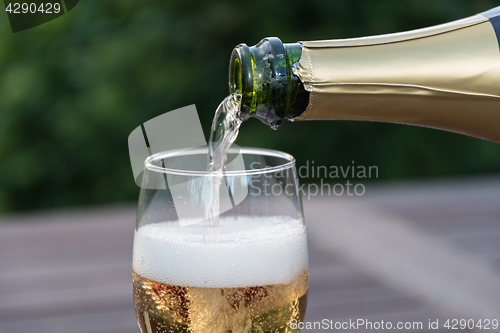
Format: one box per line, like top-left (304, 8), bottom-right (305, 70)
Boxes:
top-left (132, 217), bottom-right (308, 288)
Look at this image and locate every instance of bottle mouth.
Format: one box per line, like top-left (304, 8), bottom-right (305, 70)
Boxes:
top-left (228, 37), bottom-right (310, 128)
top-left (228, 37), bottom-right (291, 128)
top-left (229, 48), bottom-right (242, 96)
top-left (229, 42), bottom-right (253, 119)
top-left (229, 57), bottom-right (241, 95)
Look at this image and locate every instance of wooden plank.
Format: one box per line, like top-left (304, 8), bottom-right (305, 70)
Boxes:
top-left (0, 206), bottom-right (137, 332)
top-left (361, 176), bottom-right (500, 221)
top-left (0, 309), bottom-right (138, 333)
top-left (304, 196), bottom-right (500, 322)
top-left (0, 284), bottom-right (132, 322)
top-left (304, 308), bottom-right (450, 333)
top-left (0, 262), bottom-right (131, 296)
top-left (305, 244), bottom-right (465, 332)
top-left (308, 264), bottom-right (380, 292)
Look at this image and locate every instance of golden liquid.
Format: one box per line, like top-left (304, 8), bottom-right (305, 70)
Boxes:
top-left (133, 270), bottom-right (308, 333)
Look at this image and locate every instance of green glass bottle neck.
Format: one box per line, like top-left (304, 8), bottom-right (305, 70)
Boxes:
top-left (229, 37), bottom-right (310, 129)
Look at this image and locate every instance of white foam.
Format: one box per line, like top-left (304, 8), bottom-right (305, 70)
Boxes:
top-left (133, 217), bottom-right (308, 288)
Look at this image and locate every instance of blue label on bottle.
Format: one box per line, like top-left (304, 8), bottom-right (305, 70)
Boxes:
top-left (481, 6), bottom-right (500, 50)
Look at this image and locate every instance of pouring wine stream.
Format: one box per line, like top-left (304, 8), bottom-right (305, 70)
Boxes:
top-left (205, 93), bottom-right (243, 243)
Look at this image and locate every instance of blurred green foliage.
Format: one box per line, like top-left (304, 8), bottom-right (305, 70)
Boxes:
top-left (0, 0), bottom-right (499, 212)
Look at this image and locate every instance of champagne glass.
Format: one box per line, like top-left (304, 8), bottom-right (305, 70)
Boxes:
top-left (132, 147), bottom-right (308, 333)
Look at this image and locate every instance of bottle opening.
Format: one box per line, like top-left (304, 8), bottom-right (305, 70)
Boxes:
top-left (231, 58), bottom-right (242, 95)
top-left (228, 38), bottom-right (310, 128)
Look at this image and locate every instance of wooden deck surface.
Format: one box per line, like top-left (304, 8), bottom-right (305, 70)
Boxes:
top-left (1, 176), bottom-right (499, 333)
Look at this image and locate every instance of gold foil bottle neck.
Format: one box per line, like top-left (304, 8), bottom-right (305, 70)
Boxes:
top-left (295, 12), bottom-right (500, 142)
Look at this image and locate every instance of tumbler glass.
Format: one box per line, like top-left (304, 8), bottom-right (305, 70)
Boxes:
top-left (132, 147), bottom-right (308, 333)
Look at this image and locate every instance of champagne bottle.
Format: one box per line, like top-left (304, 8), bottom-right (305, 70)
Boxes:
top-left (229, 6), bottom-right (500, 142)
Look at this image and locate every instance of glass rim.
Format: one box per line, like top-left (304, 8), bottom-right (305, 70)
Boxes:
top-left (144, 147), bottom-right (296, 176)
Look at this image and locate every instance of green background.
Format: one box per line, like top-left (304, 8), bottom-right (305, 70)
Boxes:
top-left (0, 0), bottom-right (499, 212)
